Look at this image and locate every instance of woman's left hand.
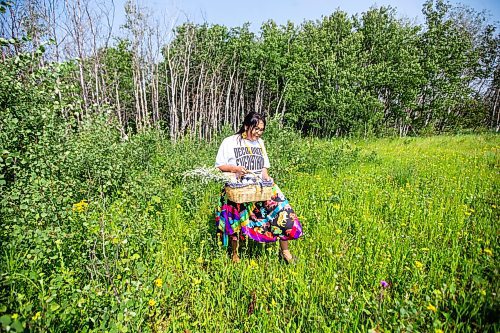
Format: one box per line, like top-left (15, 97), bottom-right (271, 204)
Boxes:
top-left (262, 168), bottom-right (271, 181)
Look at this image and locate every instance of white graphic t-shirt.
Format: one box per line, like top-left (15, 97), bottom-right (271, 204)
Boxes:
top-left (215, 134), bottom-right (271, 177)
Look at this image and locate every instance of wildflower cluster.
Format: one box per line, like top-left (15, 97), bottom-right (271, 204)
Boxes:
top-left (72, 199), bottom-right (89, 213)
top-left (427, 304), bottom-right (437, 312)
top-left (182, 166), bottom-right (231, 184)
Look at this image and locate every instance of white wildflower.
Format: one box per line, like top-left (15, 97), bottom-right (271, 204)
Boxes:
top-left (182, 166), bottom-right (232, 184)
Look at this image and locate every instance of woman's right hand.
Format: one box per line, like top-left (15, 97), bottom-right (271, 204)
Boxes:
top-left (233, 166), bottom-right (248, 176)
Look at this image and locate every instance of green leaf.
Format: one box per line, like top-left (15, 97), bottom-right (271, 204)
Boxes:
top-left (11, 320), bottom-right (24, 332)
top-left (50, 303), bottom-right (60, 312)
top-left (0, 314), bottom-right (11, 327)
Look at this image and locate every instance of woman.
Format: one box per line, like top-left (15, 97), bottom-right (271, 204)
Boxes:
top-left (215, 112), bottom-right (303, 263)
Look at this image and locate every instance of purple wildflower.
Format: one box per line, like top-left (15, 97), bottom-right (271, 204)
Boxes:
top-left (380, 280), bottom-right (389, 288)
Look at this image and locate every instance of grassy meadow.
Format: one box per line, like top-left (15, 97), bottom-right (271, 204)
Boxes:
top-left (1, 133), bottom-right (499, 332)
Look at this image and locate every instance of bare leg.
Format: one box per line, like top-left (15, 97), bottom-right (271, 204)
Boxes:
top-left (231, 236), bottom-right (240, 263)
top-left (279, 240), bottom-right (293, 262)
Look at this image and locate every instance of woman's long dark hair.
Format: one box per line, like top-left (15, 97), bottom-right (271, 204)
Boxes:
top-left (236, 112), bottom-right (266, 137)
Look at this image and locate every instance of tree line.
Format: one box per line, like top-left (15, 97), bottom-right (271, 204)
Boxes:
top-left (1, 0), bottom-right (499, 139)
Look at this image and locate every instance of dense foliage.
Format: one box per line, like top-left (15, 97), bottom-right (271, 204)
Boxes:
top-left (155, 1), bottom-right (499, 137)
top-left (1, 0), bottom-right (499, 138)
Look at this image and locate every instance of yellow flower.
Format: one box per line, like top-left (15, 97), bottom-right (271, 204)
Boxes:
top-left (32, 311), bottom-right (41, 320)
top-left (148, 299), bottom-right (156, 307)
top-left (11, 313), bottom-right (18, 320)
top-left (336, 229), bottom-right (342, 234)
top-left (435, 329), bottom-right (443, 333)
top-left (154, 278), bottom-right (162, 287)
top-left (176, 204), bottom-right (181, 209)
top-left (484, 248), bottom-right (493, 256)
top-left (196, 257), bottom-right (204, 264)
top-left (427, 304), bottom-right (437, 312)
top-left (271, 299), bottom-right (277, 307)
top-left (72, 199), bottom-right (89, 213)
top-left (480, 289), bottom-right (486, 296)
top-left (249, 259), bottom-right (258, 269)
top-left (415, 261), bottom-right (424, 269)
top-left (332, 204), bottom-right (340, 210)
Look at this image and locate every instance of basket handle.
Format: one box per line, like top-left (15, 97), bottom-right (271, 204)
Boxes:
top-left (243, 171), bottom-right (273, 185)
top-left (244, 170), bottom-right (260, 180)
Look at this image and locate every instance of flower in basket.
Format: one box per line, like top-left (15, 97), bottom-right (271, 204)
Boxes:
top-left (182, 166), bottom-right (233, 184)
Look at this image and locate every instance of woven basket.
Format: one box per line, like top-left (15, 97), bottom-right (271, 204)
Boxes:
top-left (225, 184), bottom-right (273, 203)
top-left (224, 172), bottom-right (273, 203)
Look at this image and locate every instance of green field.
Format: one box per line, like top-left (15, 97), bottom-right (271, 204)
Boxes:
top-left (1, 134), bottom-right (499, 332)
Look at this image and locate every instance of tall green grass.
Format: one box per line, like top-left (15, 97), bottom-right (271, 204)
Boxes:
top-left (1, 134), bottom-right (498, 332)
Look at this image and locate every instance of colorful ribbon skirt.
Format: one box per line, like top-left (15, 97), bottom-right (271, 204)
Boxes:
top-left (215, 184), bottom-right (303, 246)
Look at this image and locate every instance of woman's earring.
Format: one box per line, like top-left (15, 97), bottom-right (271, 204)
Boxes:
top-left (242, 132), bottom-right (247, 139)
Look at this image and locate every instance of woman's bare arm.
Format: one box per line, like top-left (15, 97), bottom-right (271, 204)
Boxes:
top-left (217, 165), bottom-right (248, 174)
